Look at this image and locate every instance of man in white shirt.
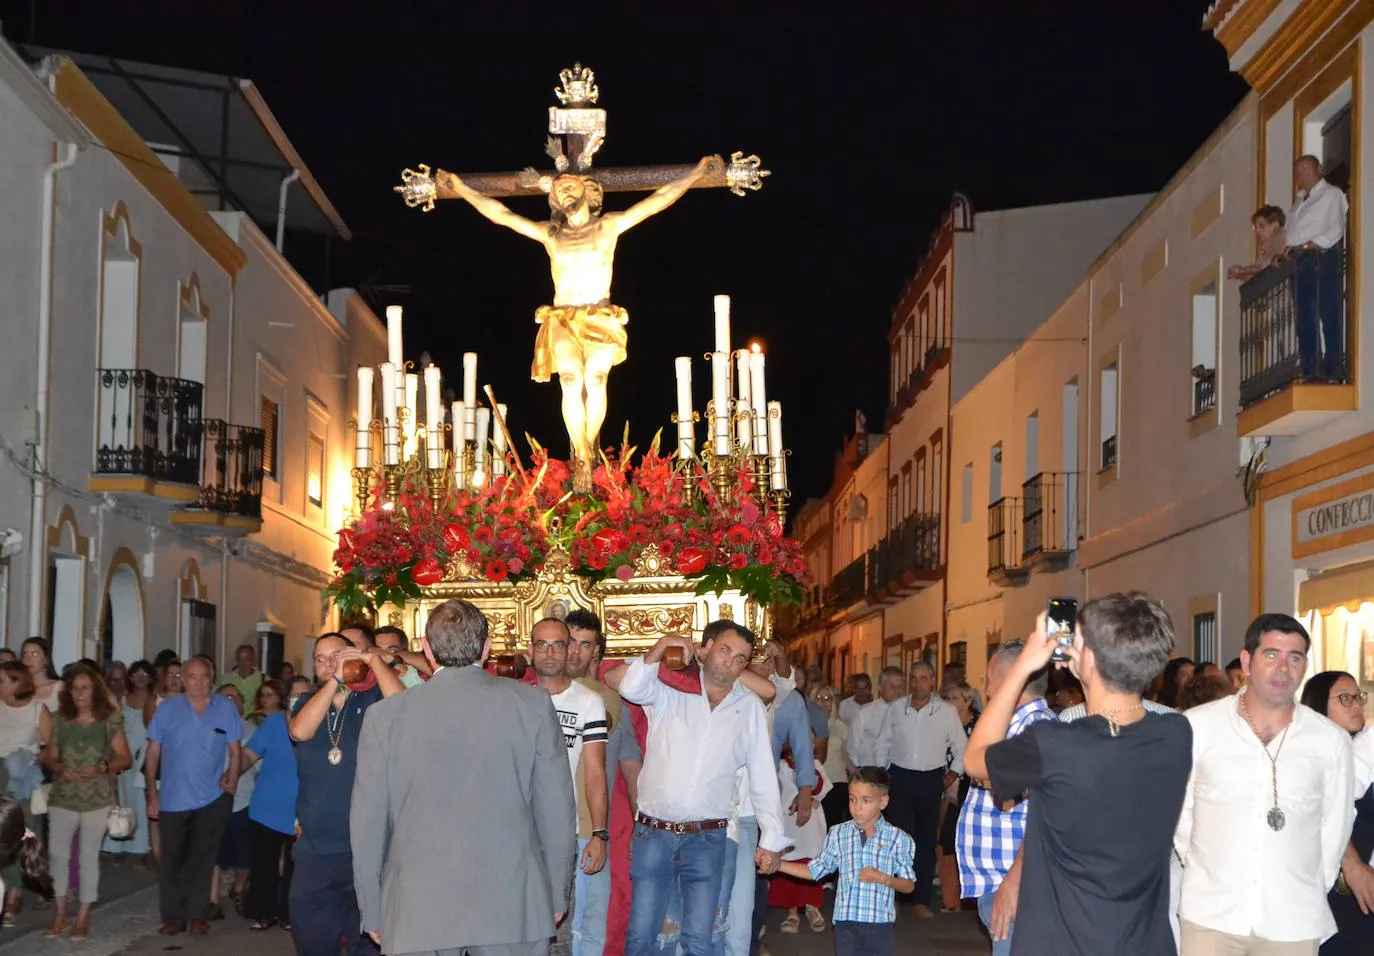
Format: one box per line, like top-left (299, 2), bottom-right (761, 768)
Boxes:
top-left (846, 667), bottom-right (905, 768)
top-left (616, 625), bottom-right (786, 956)
top-left (875, 660), bottom-right (967, 917)
top-left (1288, 154), bottom-right (1350, 381)
top-left (838, 673), bottom-right (872, 727)
top-left (530, 618), bottom-right (608, 956)
top-left (1175, 612), bottom-right (1355, 955)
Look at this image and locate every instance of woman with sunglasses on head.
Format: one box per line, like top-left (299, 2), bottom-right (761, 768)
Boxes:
top-left (1300, 670), bottom-right (1373, 954)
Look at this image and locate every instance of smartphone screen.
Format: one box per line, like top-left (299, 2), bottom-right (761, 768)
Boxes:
top-left (1047, 597), bottom-right (1078, 662)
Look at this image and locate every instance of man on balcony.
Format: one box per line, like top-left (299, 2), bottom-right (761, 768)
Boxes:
top-left (1288, 155), bottom-right (1349, 381)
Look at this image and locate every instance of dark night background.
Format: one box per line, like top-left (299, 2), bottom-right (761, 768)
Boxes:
top-left (0, 2), bottom-right (1248, 506)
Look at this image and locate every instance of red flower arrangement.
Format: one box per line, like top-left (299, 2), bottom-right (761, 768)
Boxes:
top-left (325, 435), bottom-right (809, 617)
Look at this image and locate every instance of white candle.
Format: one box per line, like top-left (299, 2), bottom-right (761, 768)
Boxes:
top-left (749, 350), bottom-right (767, 455)
top-left (404, 372), bottom-right (419, 417)
top-left (386, 305), bottom-right (403, 368)
top-left (768, 401), bottom-right (786, 490)
top-left (355, 367), bottom-right (374, 468)
top-left (451, 400), bottom-right (467, 488)
top-left (379, 362), bottom-right (399, 466)
top-left (474, 406), bottom-right (491, 484)
top-left (493, 403), bottom-right (508, 476)
top-left (735, 349), bottom-right (751, 409)
top-left (735, 398), bottom-right (753, 451)
top-left (710, 351), bottom-right (729, 456)
top-left (424, 365), bottom-right (443, 469)
top-left (462, 353), bottom-right (478, 410)
top-left (713, 294), bottom-right (731, 356)
top-left (673, 357), bottom-right (694, 460)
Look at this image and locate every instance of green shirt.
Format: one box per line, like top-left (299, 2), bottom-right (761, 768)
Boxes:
top-left (50, 711), bottom-right (123, 812)
top-left (221, 670), bottom-right (264, 715)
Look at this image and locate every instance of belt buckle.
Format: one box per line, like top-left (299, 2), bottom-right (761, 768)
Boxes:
top-left (673, 821), bottom-right (690, 834)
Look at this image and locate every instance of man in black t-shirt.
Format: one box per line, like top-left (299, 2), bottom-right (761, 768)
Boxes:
top-left (964, 592), bottom-right (1192, 956)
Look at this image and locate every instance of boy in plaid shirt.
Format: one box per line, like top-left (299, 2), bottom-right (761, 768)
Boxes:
top-left (776, 767), bottom-right (914, 956)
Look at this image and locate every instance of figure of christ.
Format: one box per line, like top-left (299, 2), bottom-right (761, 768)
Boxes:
top-left (435, 156), bottom-right (718, 477)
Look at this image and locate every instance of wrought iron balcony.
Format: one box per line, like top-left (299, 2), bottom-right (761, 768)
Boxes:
top-left (988, 497), bottom-right (1028, 585)
top-left (1101, 435), bottom-right (1117, 471)
top-left (825, 555), bottom-right (869, 608)
top-left (95, 369), bottom-right (203, 487)
top-left (200, 420), bottom-right (265, 518)
top-left (1239, 243), bottom-right (1348, 409)
top-left (1192, 369), bottom-right (1216, 416)
top-left (869, 512), bottom-right (941, 601)
top-left (1021, 472), bottom-right (1080, 568)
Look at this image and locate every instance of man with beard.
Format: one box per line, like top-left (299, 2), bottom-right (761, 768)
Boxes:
top-left (1175, 613), bottom-right (1354, 954)
top-left (617, 626), bottom-right (785, 956)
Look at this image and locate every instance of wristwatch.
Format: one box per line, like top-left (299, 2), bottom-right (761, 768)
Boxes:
top-left (591, 828), bottom-right (610, 842)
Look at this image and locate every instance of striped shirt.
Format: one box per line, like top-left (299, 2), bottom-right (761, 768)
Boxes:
top-left (1057, 698), bottom-right (1175, 724)
top-left (808, 816), bottom-right (915, 924)
top-left (549, 680), bottom-right (608, 782)
top-left (956, 698), bottom-right (1057, 897)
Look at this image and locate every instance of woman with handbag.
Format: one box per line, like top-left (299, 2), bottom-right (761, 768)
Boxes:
top-left (102, 660), bottom-right (153, 864)
top-left (0, 661), bottom-right (51, 925)
top-left (39, 665), bottom-right (131, 940)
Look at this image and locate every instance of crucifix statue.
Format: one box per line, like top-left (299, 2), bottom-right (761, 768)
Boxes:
top-left (394, 64), bottom-right (770, 486)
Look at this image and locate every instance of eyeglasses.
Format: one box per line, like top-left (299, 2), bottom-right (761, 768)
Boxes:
top-left (1333, 691), bottom-right (1369, 707)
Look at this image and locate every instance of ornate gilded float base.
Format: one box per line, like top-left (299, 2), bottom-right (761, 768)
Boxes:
top-left (390, 544), bottom-right (770, 657)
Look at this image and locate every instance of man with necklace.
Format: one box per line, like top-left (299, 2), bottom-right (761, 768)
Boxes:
top-left (964, 592), bottom-right (1192, 955)
top-left (288, 632), bottom-right (404, 956)
top-left (1175, 613), bottom-right (1354, 955)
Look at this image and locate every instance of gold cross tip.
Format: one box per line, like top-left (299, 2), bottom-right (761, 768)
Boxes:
top-left (726, 152), bottom-right (771, 197)
top-left (395, 164), bottom-right (437, 212)
top-left (556, 64), bottom-right (599, 105)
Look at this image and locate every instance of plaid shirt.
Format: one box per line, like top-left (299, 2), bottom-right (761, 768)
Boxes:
top-left (956, 698), bottom-right (1056, 898)
top-left (807, 816), bottom-right (914, 924)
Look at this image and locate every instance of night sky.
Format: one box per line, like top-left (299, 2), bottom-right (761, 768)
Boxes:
top-left (0, 3), bottom-right (1248, 505)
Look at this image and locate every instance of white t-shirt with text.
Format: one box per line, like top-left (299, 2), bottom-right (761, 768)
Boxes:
top-left (549, 679), bottom-right (608, 781)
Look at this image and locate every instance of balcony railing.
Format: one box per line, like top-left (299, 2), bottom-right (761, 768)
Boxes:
top-left (96, 369), bottom-right (204, 485)
top-left (1239, 242), bottom-right (1348, 408)
top-left (1021, 472), bottom-right (1080, 559)
top-left (870, 512), bottom-right (940, 592)
top-left (987, 497), bottom-right (1022, 576)
top-left (1192, 369), bottom-right (1216, 416)
top-left (826, 555), bottom-right (868, 608)
top-left (193, 420), bottom-right (265, 518)
top-left (1101, 435), bottom-right (1117, 470)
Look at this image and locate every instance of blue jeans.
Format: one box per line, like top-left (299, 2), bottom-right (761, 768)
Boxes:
top-left (652, 833), bottom-right (736, 956)
top-left (573, 837), bottom-right (612, 956)
top-left (626, 823), bottom-right (730, 956)
top-left (723, 818), bottom-right (758, 956)
top-left (977, 888), bottom-right (1014, 956)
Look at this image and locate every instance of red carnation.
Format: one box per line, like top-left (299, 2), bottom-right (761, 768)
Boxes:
top-left (726, 525), bottom-right (750, 546)
top-left (677, 546), bottom-right (708, 575)
top-left (757, 548), bottom-right (774, 566)
top-left (730, 552), bottom-right (749, 571)
top-left (411, 557), bottom-right (444, 587)
top-left (508, 557), bottom-right (525, 575)
top-left (790, 558), bottom-right (807, 576)
top-left (466, 548), bottom-right (482, 562)
top-left (485, 559), bottom-right (509, 582)
top-left (615, 564), bottom-right (635, 582)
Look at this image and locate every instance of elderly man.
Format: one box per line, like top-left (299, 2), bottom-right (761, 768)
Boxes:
top-left (144, 656), bottom-right (241, 937)
top-left (847, 667), bottom-right (905, 768)
top-left (1288, 154), bottom-right (1350, 380)
top-left (221, 644), bottom-right (262, 716)
top-left (289, 633), bottom-right (403, 956)
top-left (352, 600), bottom-right (577, 956)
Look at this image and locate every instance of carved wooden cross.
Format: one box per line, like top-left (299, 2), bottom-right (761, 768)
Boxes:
top-left (394, 63), bottom-right (769, 208)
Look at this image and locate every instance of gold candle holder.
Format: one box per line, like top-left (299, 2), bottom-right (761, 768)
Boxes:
top-left (351, 467), bottom-right (373, 515)
top-left (425, 453), bottom-right (450, 512)
top-left (751, 453), bottom-right (770, 509)
top-left (769, 487), bottom-right (791, 527)
top-left (384, 465), bottom-right (403, 504)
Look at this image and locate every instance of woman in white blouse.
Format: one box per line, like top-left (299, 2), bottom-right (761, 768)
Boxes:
top-left (0, 661), bottom-right (52, 925)
top-left (20, 639), bottom-right (63, 714)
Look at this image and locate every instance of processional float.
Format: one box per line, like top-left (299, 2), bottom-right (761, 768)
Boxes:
top-left (327, 65), bottom-right (805, 656)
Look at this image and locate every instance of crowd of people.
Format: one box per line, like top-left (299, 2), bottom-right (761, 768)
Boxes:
top-left (0, 592), bottom-right (1369, 956)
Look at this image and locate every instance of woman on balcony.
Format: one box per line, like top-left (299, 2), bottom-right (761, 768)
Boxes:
top-left (1227, 206), bottom-right (1287, 281)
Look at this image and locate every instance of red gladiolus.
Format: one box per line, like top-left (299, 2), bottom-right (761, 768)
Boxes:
top-left (443, 523), bottom-right (469, 552)
top-left (730, 552), bottom-right (749, 570)
top-left (726, 525), bottom-right (750, 546)
top-left (677, 547), bottom-right (708, 575)
top-left (412, 557), bottom-right (444, 586)
top-left (486, 559), bottom-right (509, 582)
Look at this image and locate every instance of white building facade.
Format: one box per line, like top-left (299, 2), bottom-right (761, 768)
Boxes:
top-left (0, 44), bottom-right (382, 675)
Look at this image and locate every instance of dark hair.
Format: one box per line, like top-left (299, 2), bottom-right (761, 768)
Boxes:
top-left (0, 797), bottom-right (52, 900)
top-left (342, 624), bottom-right (376, 646)
top-left (374, 626), bottom-right (407, 646)
top-left (1077, 592), bottom-right (1176, 695)
top-left (21, 637), bottom-right (59, 680)
top-left (1252, 205), bottom-right (1286, 227)
top-left (701, 620), bottom-right (757, 652)
top-left (1225, 658), bottom-right (1242, 673)
top-left (152, 648), bottom-right (180, 670)
top-left (425, 600), bottom-right (489, 668)
top-left (564, 609), bottom-right (605, 655)
top-left (1181, 675), bottom-right (1233, 710)
top-left (1244, 613), bottom-right (1311, 654)
top-left (234, 643), bottom-right (255, 658)
top-left (58, 664), bottom-right (116, 722)
top-left (0, 661), bottom-right (35, 700)
top-left (850, 673), bottom-right (872, 688)
top-left (250, 678), bottom-right (287, 721)
top-left (850, 766), bottom-right (892, 795)
top-left (1300, 670), bottom-right (1356, 719)
top-left (1157, 657), bottom-right (1196, 708)
top-left (991, 640), bottom-right (1049, 698)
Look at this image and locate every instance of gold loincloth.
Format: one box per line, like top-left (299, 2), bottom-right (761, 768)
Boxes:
top-left (531, 304), bottom-right (629, 383)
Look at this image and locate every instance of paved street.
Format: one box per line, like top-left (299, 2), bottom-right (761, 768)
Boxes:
top-left (0, 864), bottom-right (992, 956)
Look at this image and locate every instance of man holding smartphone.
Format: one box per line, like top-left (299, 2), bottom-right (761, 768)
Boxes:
top-left (963, 592), bottom-right (1191, 955)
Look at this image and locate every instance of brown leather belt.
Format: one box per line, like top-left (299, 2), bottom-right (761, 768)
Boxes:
top-left (636, 812), bottom-right (728, 834)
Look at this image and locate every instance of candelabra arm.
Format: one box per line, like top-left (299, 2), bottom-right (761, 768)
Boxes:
top-left (351, 467), bottom-right (373, 515)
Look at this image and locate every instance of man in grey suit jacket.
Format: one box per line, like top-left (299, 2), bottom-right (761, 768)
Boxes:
top-left (352, 599), bottom-right (578, 956)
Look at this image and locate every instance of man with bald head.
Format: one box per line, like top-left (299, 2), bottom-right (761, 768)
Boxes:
top-left (875, 661), bottom-right (968, 917)
top-left (1288, 154), bottom-right (1349, 380)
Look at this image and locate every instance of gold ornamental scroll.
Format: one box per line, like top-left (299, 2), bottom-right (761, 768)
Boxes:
top-left (387, 544), bottom-right (772, 658)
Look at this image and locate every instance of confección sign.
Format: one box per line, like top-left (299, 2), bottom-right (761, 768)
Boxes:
top-left (1294, 473), bottom-right (1374, 558)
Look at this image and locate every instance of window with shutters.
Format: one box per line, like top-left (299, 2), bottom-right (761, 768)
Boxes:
top-left (1192, 612), bottom-right (1218, 664)
top-left (306, 432), bottom-right (325, 507)
top-left (260, 395), bottom-right (280, 480)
